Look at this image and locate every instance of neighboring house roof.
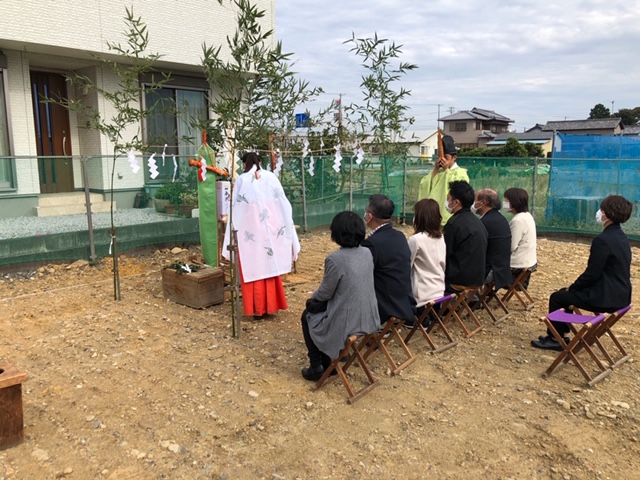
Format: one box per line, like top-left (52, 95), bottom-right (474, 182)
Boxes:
top-left (542, 118), bottom-right (623, 131)
top-left (362, 129), bottom-right (435, 144)
top-left (526, 124), bottom-right (546, 132)
top-left (396, 129), bottom-right (433, 143)
top-left (440, 107), bottom-right (514, 124)
top-left (487, 130), bottom-right (553, 146)
top-left (478, 132), bottom-right (496, 139)
top-left (622, 125), bottom-right (640, 136)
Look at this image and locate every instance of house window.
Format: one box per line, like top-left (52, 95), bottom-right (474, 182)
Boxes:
top-left (144, 84), bottom-right (208, 182)
top-left (490, 124), bottom-right (508, 134)
top-left (0, 69), bottom-right (15, 190)
top-left (453, 122), bottom-right (467, 132)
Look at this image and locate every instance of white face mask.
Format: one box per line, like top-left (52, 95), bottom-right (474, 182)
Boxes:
top-left (502, 200), bottom-right (511, 211)
top-left (595, 209), bottom-right (606, 225)
top-left (470, 203), bottom-right (479, 215)
top-left (445, 201), bottom-right (454, 214)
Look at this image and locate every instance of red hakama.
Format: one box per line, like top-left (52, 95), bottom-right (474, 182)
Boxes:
top-left (238, 257), bottom-right (288, 317)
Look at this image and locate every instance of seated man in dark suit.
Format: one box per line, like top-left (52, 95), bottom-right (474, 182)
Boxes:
top-left (361, 194), bottom-right (415, 325)
top-left (473, 188), bottom-right (512, 290)
top-left (443, 181), bottom-right (488, 292)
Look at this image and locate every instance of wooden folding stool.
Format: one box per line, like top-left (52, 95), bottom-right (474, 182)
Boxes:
top-left (445, 285), bottom-right (484, 337)
top-left (573, 305), bottom-right (633, 371)
top-left (404, 294), bottom-right (458, 353)
top-left (476, 281), bottom-right (510, 324)
top-left (502, 268), bottom-right (535, 310)
top-left (360, 317), bottom-right (417, 375)
top-left (540, 309), bottom-right (611, 386)
top-left (315, 334), bottom-right (379, 404)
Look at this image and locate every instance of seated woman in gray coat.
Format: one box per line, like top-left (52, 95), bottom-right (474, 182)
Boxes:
top-left (300, 211), bottom-right (381, 381)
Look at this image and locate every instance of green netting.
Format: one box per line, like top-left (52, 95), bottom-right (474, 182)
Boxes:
top-left (278, 154), bottom-right (640, 240)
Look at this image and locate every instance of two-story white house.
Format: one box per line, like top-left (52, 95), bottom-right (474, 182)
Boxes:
top-left (0, 0), bottom-right (274, 219)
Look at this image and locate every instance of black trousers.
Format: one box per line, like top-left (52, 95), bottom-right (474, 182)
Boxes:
top-left (300, 309), bottom-right (331, 369)
top-left (547, 289), bottom-right (601, 336)
top-left (510, 268), bottom-right (532, 289)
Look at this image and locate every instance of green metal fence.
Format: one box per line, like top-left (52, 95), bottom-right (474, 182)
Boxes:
top-left (279, 155), bottom-right (640, 240)
top-left (3, 153), bottom-right (640, 261)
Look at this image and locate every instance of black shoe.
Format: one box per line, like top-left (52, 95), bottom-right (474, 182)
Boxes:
top-left (538, 335), bottom-right (570, 343)
top-left (301, 365), bottom-right (325, 381)
top-left (531, 335), bottom-right (564, 352)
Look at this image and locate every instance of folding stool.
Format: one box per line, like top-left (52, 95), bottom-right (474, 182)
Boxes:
top-left (476, 281), bottom-right (510, 323)
top-left (540, 309), bottom-right (611, 386)
top-left (315, 334), bottom-right (379, 404)
top-left (444, 285), bottom-right (484, 337)
top-left (360, 317), bottom-right (417, 375)
top-left (572, 305), bottom-right (633, 371)
top-left (404, 294), bottom-right (458, 353)
top-left (502, 268), bottom-right (535, 310)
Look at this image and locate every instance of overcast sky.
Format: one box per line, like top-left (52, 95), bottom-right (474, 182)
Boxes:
top-left (275, 0), bottom-right (640, 134)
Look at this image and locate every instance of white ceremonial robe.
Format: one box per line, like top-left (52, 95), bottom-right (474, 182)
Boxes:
top-left (222, 165), bottom-right (300, 282)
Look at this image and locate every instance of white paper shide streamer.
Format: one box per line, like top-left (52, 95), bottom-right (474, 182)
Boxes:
top-left (333, 144), bottom-right (342, 173)
top-left (199, 155), bottom-right (207, 182)
top-left (128, 149), bottom-right (140, 174)
top-left (148, 153), bottom-right (159, 179)
top-left (172, 155), bottom-right (178, 182)
top-left (302, 139), bottom-right (314, 176)
top-left (161, 144), bottom-right (167, 166)
top-left (308, 154), bottom-right (315, 177)
top-left (273, 149), bottom-right (284, 177)
top-left (354, 144), bottom-right (365, 165)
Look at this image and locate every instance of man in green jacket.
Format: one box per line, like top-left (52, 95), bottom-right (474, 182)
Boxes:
top-left (418, 134), bottom-right (469, 226)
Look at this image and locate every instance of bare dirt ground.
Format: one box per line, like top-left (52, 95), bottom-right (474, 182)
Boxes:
top-left (1, 226), bottom-right (639, 480)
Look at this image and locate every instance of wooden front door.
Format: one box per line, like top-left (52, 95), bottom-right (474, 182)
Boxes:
top-left (31, 72), bottom-right (74, 193)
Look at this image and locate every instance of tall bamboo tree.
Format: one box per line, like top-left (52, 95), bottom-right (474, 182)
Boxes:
top-left (50, 8), bottom-right (170, 300)
top-left (200, 0), bottom-right (321, 334)
top-left (344, 33), bottom-right (417, 192)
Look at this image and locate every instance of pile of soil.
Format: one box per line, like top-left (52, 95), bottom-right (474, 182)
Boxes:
top-left (1, 226), bottom-right (639, 479)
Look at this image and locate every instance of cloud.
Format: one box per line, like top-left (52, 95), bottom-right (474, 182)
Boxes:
top-left (276, 0), bottom-right (640, 132)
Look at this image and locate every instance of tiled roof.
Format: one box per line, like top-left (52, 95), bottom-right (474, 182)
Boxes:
top-left (440, 107), bottom-right (513, 123)
top-left (396, 129), bottom-right (435, 142)
top-left (542, 118), bottom-right (623, 131)
top-left (360, 129), bottom-right (436, 144)
top-left (491, 130), bottom-right (553, 142)
top-left (622, 125), bottom-right (640, 135)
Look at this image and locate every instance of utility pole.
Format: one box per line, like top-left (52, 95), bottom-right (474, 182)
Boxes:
top-left (611, 100), bottom-right (615, 115)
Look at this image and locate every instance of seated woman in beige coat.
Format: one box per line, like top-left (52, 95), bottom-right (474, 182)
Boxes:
top-left (300, 211), bottom-right (380, 381)
top-left (407, 199), bottom-right (446, 323)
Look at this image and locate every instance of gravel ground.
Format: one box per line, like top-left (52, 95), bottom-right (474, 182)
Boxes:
top-left (0, 208), bottom-right (182, 240)
top-left (1, 233), bottom-right (640, 479)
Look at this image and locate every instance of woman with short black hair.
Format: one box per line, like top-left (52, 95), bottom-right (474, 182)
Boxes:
top-left (532, 195), bottom-right (633, 351)
top-left (300, 211), bottom-right (380, 381)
